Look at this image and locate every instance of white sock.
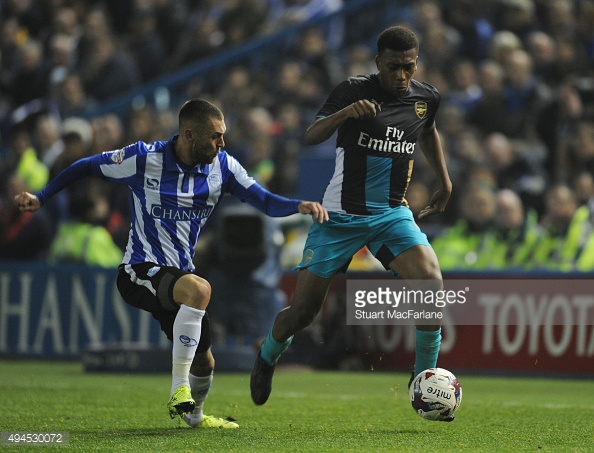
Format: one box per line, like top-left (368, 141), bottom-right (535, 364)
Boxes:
top-left (171, 305), bottom-right (205, 395)
top-left (183, 372), bottom-right (213, 426)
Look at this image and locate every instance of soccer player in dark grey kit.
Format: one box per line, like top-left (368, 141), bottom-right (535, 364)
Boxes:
top-left (251, 25), bottom-right (454, 419)
top-left (14, 98), bottom-right (328, 428)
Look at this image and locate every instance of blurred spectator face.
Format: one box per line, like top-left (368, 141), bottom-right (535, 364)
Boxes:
top-left (1, 17), bottom-right (21, 52)
top-left (546, 185), bottom-right (577, 225)
top-left (62, 133), bottom-right (87, 161)
top-left (462, 185), bottom-right (496, 227)
top-left (59, 74), bottom-right (86, 109)
top-left (53, 7), bottom-right (79, 37)
top-left (478, 60), bottom-right (504, 94)
top-left (6, 172), bottom-right (29, 200)
top-left (527, 32), bottom-right (556, 69)
top-left (489, 30), bottom-right (522, 66)
top-left (505, 49), bottom-right (533, 89)
top-left (414, 0), bottom-right (443, 30)
top-left (495, 189), bottom-right (524, 232)
top-left (91, 114), bottom-right (123, 153)
top-left (18, 39), bottom-right (43, 72)
top-left (49, 33), bottom-right (76, 67)
top-left (297, 27), bottom-right (326, 59)
top-left (572, 122), bottom-right (594, 162)
top-left (485, 133), bottom-right (514, 170)
top-left (128, 107), bottom-right (156, 142)
top-left (452, 60), bottom-right (478, 90)
top-left (35, 115), bottom-right (61, 151)
top-left (10, 129), bottom-right (31, 158)
top-left (574, 172), bottom-right (594, 205)
top-left (546, 0), bottom-right (575, 33)
top-left (497, 0), bottom-right (535, 33)
top-left (83, 8), bottom-right (111, 40)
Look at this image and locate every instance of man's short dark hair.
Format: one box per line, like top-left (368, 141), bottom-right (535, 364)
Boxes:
top-left (179, 98), bottom-right (224, 130)
top-left (377, 26), bottom-right (419, 54)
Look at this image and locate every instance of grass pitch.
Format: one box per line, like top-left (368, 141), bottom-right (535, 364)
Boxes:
top-left (0, 360), bottom-right (593, 452)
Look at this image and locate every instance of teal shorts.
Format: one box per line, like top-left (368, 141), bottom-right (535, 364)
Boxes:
top-left (294, 206), bottom-right (431, 278)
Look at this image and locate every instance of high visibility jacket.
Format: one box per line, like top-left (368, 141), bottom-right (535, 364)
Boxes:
top-left (48, 221), bottom-right (122, 267)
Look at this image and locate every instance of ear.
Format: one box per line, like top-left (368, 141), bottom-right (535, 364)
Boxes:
top-left (183, 128), bottom-right (193, 142)
top-left (375, 55), bottom-right (381, 71)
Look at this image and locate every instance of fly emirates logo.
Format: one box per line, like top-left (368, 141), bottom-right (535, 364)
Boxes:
top-left (357, 126), bottom-right (415, 154)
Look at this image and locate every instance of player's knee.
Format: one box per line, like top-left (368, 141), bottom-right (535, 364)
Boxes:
top-left (175, 275), bottom-right (211, 310)
top-left (294, 305), bottom-right (317, 330)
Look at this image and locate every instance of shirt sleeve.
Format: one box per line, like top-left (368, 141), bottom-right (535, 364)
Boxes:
top-left (36, 155), bottom-right (102, 206)
top-left (244, 183), bottom-right (302, 217)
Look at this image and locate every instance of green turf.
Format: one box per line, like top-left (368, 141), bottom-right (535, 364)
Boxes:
top-left (0, 360), bottom-right (593, 452)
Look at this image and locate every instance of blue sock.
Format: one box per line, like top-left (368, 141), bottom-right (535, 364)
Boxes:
top-left (413, 328), bottom-right (441, 377)
top-left (260, 330), bottom-right (293, 365)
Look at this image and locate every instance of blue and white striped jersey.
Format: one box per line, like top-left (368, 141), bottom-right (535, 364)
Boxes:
top-left (37, 136), bottom-right (301, 272)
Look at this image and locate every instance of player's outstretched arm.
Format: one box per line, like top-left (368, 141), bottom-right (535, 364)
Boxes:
top-left (298, 201), bottom-right (329, 224)
top-left (305, 100), bottom-right (378, 146)
top-left (14, 192), bottom-right (41, 212)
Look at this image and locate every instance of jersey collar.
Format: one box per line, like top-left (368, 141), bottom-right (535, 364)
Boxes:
top-left (166, 135), bottom-right (210, 175)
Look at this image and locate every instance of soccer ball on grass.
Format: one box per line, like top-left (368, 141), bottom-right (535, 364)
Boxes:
top-left (409, 367), bottom-right (462, 421)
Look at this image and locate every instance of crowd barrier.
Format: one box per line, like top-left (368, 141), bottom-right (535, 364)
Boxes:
top-left (1, 263), bottom-right (593, 377)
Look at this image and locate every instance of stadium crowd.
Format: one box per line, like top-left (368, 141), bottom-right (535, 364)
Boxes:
top-left (0, 0), bottom-right (593, 273)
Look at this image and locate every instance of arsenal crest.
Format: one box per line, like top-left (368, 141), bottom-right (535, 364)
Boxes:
top-left (415, 101), bottom-right (427, 119)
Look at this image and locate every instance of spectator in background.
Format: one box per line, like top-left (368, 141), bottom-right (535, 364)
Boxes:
top-left (34, 114), bottom-right (64, 170)
top-left (492, 0), bottom-right (539, 43)
top-left (574, 171), bottom-right (594, 207)
top-left (483, 132), bottom-right (547, 216)
top-left (268, 102), bottom-right (305, 197)
top-left (526, 31), bottom-right (559, 86)
top-left (431, 183), bottom-right (498, 270)
top-left (442, 0), bottom-right (494, 63)
top-left (468, 59), bottom-right (507, 135)
top-left (0, 169), bottom-right (52, 261)
top-left (47, 180), bottom-right (123, 267)
top-left (127, 6), bottom-right (167, 83)
top-left (501, 48), bottom-right (553, 139)
top-left (218, 0), bottom-right (269, 49)
top-left (491, 188), bottom-right (541, 269)
top-left (566, 121), bottom-right (594, 181)
top-left (8, 125), bottom-right (49, 193)
top-left (89, 113), bottom-right (124, 156)
top-left (80, 33), bottom-right (140, 102)
top-left (54, 73), bottom-right (97, 119)
top-left (125, 105), bottom-right (160, 145)
top-left (536, 77), bottom-right (585, 181)
top-left (446, 58), bottom-right (482, 116)
top-left (11, 39), bottom-right (49, 107)
top-left (530, 183), bottom-right (579, 270)
top-left (50, 117), bottom-right (93, 180)
top-left (47, 33), bottom-right (78, 93)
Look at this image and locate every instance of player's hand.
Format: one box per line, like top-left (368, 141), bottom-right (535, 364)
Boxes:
top-left (347, 100), bottom-right (378, 119)
top-left (13, 192), bottom-right (41, 212)
top-left (418, 186), bottom-right (451, 219)
top-left (298, 201), bottom-right (329, 223)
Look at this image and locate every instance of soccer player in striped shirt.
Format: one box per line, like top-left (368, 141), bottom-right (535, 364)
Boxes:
top-left (250, 25), bottom-right (454, 420)
top-left (14, 98), bottom-right (328, 428)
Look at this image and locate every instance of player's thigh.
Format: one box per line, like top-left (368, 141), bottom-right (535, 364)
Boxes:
top-left (367, 207), bottom-right (432, 273)
top-left (295, 213), bottom-right (367, 278)
top-left (389, 244), bottom-right (442, 281)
